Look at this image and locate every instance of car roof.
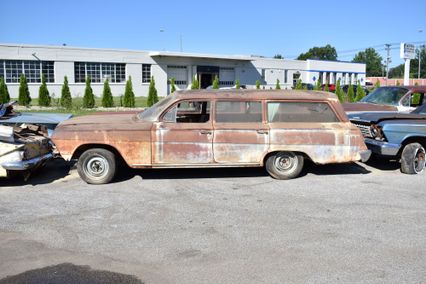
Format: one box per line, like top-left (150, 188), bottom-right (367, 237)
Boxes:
top-left (172, 89), bottom-right (337, 101)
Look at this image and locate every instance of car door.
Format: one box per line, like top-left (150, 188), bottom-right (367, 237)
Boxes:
top-left (152, 100), bottom-right (214, 165)
top-left (213, 100), bottom-right (269, 164)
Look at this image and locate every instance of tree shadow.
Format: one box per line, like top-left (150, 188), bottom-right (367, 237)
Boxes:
top-left (0, 159), bottom-right (72, 187)
top-left (0, 263), bottom-right (143, 284)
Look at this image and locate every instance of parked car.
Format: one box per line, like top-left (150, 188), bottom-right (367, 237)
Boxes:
top-left (0, 101), bottom-right (72, 179)
top-left (349, 104), bottom-right (426, 174)
top-left (52, 90), bottom-right (370, 184)
top-left (321, 84), bottom-right (336, 92)
top-left (343, 86), bottom-right (426, 113)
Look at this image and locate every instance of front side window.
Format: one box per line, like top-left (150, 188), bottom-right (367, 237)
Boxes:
top-left (215, 101), bottom-right (262, 123)
top-left (163, 100), bottom-right (210, 123)
top-left (268, 102), bottom-right (339, 123)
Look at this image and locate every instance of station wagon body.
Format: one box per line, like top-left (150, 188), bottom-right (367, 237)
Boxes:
top-left (52, 90), bottom-right (370, 184)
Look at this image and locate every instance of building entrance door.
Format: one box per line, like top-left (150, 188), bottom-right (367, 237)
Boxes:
top-left (197, 66), bottom-right (219, 89)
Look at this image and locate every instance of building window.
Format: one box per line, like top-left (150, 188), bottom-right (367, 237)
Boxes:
top-left (74, 62), bottom-right (126, 83)
top-left (167, 65), bottom-right (187, 86)
top-left (0, 60), bottom-right (54, 83)
top-left (142, 64), bottom-right (151, 83)
top-left (284, 70), bottom-right (288, 83)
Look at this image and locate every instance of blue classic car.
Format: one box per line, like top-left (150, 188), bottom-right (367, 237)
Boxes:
top-left (349, 104), bottom-right (426, 174)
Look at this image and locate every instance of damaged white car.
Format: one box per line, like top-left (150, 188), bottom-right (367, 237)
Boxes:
top-left (0, 124), bottom-right (52, 179)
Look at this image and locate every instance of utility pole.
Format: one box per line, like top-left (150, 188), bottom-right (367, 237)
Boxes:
top-left (419, 29), bottom-right (423, 80)
top-left (385, 44), bottom-right (391, 86)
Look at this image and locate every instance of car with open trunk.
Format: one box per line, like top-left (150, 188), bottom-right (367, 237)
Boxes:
top-left (52, 90), bottom-right (370, 184)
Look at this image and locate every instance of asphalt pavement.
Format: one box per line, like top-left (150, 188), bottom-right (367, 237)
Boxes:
top-left (0, 158), bottom-right (425, 283)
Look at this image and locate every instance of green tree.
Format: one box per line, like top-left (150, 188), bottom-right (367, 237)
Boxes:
top-left (354, 81), bottom-right (366, 102)
top-left (147, 76), bottom-right (158, 107)
top-left (314, 78), bottom-right (321, 90)
top-left (235, 79), bottom-right (241, 89)
top-left (335, 79), bottom-right (345, 102)
top-left (38, 74), bottom-right (51, 106)
top-left (273, 54), bottom-right (283, 59)
top-left (346, 84), bottom-right (355, 102)
top-left (374, 80), bottom-right (381, 89)
top-left (18, 74), bottom-right (31, 106)
top-left (255, 80), bottom-right (261, 89)
top-left (295, 79), bottom-right (303, 90)
top-left (213, 75), bottom-right (219, 89)
top-left (297, 44), bottom-right (337, 61)
top-left (275, 79), bottom-right (281, 89)
top-left (0, 77), bottom-right (10, 104)
top-left (396, 80), bottom-right (401, 86)
top-left (324, 83), bottom-right (329, 92)
top-left (170, 77), bottom-right (176, 93)
top-left (101, 79), bottom-right (114, 107)
top-left (352, 48), bottom-right (383, 77)
top-left (191, 75), bottom-right (199, 90)
top-left (60, 76), bottom-right (72, 109)
top-left (82, 76), bottom-right (95, 108)
top-left (123, 76), bottom-right (135, 107)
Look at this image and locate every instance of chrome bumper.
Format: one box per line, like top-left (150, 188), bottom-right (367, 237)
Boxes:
top-left (364, 138), bottom-right (401, 156)
top-left (360, 149), bottom-right (372, 162)
top-left (1, 152), bottom-right (53, 171)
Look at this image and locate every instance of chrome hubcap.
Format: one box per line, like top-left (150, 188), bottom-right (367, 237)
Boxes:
top-left (414, 147), bottom-right (426, 173)
top-left (84, 156), bottom-right (109, 179)
top-left (275, 152), bottom-right (297, 172)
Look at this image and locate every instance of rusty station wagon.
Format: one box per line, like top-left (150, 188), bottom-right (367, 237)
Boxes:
top-left (52, 90), bottom-right (370, 184)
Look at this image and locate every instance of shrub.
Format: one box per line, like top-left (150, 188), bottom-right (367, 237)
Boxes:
top-left (0, 77), bottom-right (10, 104)
top-left (123, 76), bottom-right (135, 107)
top-left (60, 76), bottom-right (72, 109)
top-left (213, 75), bottom-right (219, 89)
top-left (170, 77), bottom-right (176, 93)
top-left (314, 78), bottom-right (321, 90)
top-left (147, 76), bottom-right (159, 107)
top-left (396, 80), bottom-right (400, 86)
top-left (346, 84), bottom-right (355, 102)
top-left (255, 80), bottom-right (260, 89)
top-left (374, 80), bottom-right (381, 89)
top-left (235, 79), bottom-right (241, 89)
top-left (18, 74), bottom-right (31, 106)
top-left (38, 75), bottom-right (51, 106)
top-left (191, 76), bottom-right (199, 90)
top-left (324, 83), bottom-right (329, 92)
top-left (275, 79), bottom-right (281, 89)
top-left (101, 79), bottom-right (114, 107)
top-left (354, 81), bottom-right (366, 102)
top-left (335, 79), bottom-right (345, 102)
top-left (83, 76), bottom-right (95, 108)
top-left (295, 79), bottom-right (303, 90)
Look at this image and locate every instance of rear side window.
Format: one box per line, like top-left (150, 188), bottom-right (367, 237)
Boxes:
top-left (267, 102), bottom-right (339, 123)
top-left (216, 101), bottom-right (262, 123)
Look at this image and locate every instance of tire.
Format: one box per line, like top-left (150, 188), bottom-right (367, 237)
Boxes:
top-left (77, 148), bottom-right (116, 184)
top-left (400, 143), bottom-right (426, 174)
top-left (265, 151), bottom-right (304, 180)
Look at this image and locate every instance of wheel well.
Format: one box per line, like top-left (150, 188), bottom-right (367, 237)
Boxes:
top-left (72, 144), bottom-right (127, 165)
top-left (263, 151), bottom-right (310, 165)
top-left (398, 137), bottom-right (426, 155)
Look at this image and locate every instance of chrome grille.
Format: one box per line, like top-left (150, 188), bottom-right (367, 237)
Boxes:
top-left (352, 122), bottom-right (373, 138)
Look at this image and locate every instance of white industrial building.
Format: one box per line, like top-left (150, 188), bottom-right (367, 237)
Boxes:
top-left (0, 44), bottom-right (366, 98)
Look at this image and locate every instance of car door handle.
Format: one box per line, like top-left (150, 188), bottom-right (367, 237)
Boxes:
top-left (257, 130), bottom-right (269, 134)
top-left (200, 130), bottom-right (212, 135)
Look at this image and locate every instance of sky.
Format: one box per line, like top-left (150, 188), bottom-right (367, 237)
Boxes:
top-left (1, 0), bottom-right (425, 67)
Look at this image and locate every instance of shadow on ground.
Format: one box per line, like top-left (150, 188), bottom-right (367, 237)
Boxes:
top-left (0, 263), bottom-right (143, 284)
top-left (0, 159), bottom-right (72, 187)
top-left (365, 155), bottom-right (400, 171)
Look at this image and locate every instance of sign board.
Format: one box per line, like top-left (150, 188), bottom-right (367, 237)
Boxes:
top-left (400, 43), bottom-right (416, 59)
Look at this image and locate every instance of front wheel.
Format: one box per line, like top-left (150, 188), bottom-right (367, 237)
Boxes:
top-left (77, 148), bottom-right (116, 184)
top-left (400, 143), bottom-right (425, 174)
top-left (265, 151), bottom-right (304, 180)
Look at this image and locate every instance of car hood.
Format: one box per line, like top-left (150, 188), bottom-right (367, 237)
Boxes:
top-left (1, 112), bottom-right (73, 125)
top-left (56, 113), bottom-right (152, 131)
top-left (343, 102), bottom-right (397, 113)
top-left (348, 111), bottom-right (426, 124)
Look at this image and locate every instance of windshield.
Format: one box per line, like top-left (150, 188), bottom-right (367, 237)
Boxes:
top-left (360, 87), bottom-right (408, 106)
top-left (137, 95), bottom-right (175, 121)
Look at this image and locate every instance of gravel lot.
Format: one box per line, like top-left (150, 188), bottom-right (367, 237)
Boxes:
top-left (0, 159), bottom-right (425, 283)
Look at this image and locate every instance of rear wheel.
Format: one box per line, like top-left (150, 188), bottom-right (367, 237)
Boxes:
top-left (265, 151), bottom-right (304, 180)
top-left (400, 143), bottom-right (425, 174)
top-left (77, 148), bottom-right (116, 184)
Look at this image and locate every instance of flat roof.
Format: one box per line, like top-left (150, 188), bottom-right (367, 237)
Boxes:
top-left (149, 51), bottom-right (252, 61)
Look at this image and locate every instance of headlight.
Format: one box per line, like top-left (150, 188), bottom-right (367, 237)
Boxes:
top-left (370, 124), bottom-right (384, 140)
